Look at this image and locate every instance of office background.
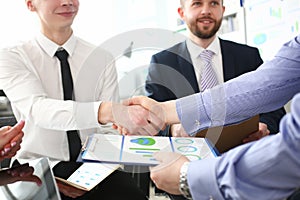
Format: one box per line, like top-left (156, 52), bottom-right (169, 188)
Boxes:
top-left (1, 0), bottom-right (299, 59)
top-left (1, 0), bottom-right (299, 115)
top-left (0, 1), bottom-right (299, 199)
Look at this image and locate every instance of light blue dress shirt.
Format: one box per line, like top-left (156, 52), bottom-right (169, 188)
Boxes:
top-left (176, 35), bottom-right (300, 199)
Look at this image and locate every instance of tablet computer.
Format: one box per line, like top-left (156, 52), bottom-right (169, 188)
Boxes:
top-left (0, 157), bottom-right (61, 200)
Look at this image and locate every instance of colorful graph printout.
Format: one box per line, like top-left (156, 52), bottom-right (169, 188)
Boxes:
top-left (81, 134), bottom-right (218, 165)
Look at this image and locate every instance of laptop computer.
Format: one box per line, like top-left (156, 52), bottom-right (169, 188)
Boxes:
top-left (0, 157), bottom-right (61, 200)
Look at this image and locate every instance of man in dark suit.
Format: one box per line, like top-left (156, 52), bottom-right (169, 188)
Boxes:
top-left (146, 0), bottom-right (285, 137)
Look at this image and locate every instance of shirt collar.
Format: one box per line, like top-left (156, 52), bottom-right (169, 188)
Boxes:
top-left (186, 36), bottom-right (221, 59)
top-left (36, 32), bottom-right (77, 58)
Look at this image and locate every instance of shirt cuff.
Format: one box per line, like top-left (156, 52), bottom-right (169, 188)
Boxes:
top-left (176, 93), bottom-right (210, 136)
top-left (188, 158), bottom-right (225, 200)
top-left (73, 101), bottom-right (102, 128)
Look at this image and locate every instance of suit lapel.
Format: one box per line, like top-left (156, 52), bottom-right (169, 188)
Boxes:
top-left (220, 39), bottom-right (236, 82)
top-left (176, 41), bottom-right (200, 93)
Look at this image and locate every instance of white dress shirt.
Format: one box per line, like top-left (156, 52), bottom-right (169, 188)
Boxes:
top-left (0, 33), bottom-right (119, 164)
top-left (186, 36), bottom-right (224, 91)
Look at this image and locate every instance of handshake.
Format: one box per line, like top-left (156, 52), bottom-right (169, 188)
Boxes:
top-left (97, 96), bottom-right (179, 136)
top-left (97, 95), bottom-right (269, 141)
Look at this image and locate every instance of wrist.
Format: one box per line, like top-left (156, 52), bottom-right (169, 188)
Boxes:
top-left (162, 100), bottom-right (179, 124)
top-left (179, 161), bottom-right (192, 199)
top-left (98, 102), bottom-right (114, 124)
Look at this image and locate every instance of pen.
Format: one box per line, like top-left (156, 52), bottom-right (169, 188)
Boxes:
top-left (81, 136), bottom-right (89, 152)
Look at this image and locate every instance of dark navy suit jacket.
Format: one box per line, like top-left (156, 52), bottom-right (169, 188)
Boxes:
top-left (145, 39), bottom-right (286, 134)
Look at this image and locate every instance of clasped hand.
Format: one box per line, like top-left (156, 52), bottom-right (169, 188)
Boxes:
top-left (112, 96), bottom-right (167, 135)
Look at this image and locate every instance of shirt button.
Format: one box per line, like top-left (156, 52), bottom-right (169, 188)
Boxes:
top-left (195, 120), bottom-right (201, 126)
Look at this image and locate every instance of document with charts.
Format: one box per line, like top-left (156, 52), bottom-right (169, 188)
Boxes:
top-left (81, 134), bottom-right (218, 165)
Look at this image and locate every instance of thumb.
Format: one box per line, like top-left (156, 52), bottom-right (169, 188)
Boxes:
top-left (10, 120), bottom-right (25, 133)
top-left (153, 152), bottom-right (178, 163)
top-left (6, 120), bottom-right (25, 140)
top-left (122, 96), bottom-right (144, 106)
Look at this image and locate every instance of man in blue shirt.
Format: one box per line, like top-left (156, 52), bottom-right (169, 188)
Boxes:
top-left (123, 34), bottom-right (300, 199)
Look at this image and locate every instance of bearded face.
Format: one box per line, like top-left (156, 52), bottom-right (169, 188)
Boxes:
top-left (188, 16), bottom-right (223, 39)
top-left (179, 0), bottom-right (225, 40)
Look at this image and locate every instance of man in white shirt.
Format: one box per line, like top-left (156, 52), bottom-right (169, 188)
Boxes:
top-left (0, 0), bottom-right (153, 199)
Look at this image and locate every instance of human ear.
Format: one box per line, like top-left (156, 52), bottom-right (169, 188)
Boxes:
top-left (26, 0), bottom-right (36, 11)
top-left (178, 7), bottom-right (184, 19)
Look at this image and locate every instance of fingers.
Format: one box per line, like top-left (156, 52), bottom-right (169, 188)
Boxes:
top-left (148, 106), bottom-right (166, 130)
top-left (149, 152), bottom-right (189, 195)
top-left (57, 180), bottom-right (86, 198)
top-left (7, 163), bottom-right (31, 176)
top-left (6, 163), bottom-right (42, 186)
top-left (153, 152), bottom-right (171, 163)
top-left (0, 126), bottom-right (10, 133)
top-left (243, 131), bottom-right (263, 143)
top-left (1, 142), bottom-right (21, 158)
top-left (0, 120), bottom-right (25, 152)
top-left (153, 152), bottom-right (184, 163)
top-left (113, 103), bottom-right (163, 135)
top-left (243, 123), bottom-right (270, 143)
top-left (5, 120), bottom-right (25, 139)
top-left (1, 130), bottom-right (23, 157)
top-left (123, 96), bottom-right (158, 111)
top-left (22, 174), bottom-right (42, 186)
top-left (151, 152), bottom-right (185, 172)
top-left (112, 96), bottom-right (167, 135)
top-left (258, 122), bottom-right (270, 137)
top-left (122, 96), bottom-right (145, 106)
top-left (170, 124), bottom-right (189, 137)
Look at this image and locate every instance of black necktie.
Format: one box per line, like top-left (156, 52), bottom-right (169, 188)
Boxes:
top-left (55, 49), bottom-right (82, 161)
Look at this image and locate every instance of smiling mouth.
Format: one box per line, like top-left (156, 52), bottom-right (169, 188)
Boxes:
top-left (57, 11), bottom-right (76, 17)
top-left (198, 18), bottom-right (214, 24)
top-left (56, 8), bottom-right (77, 14)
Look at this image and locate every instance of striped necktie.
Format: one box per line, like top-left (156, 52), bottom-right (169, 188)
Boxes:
top-left (199, 50), bottom-right (219, 91)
